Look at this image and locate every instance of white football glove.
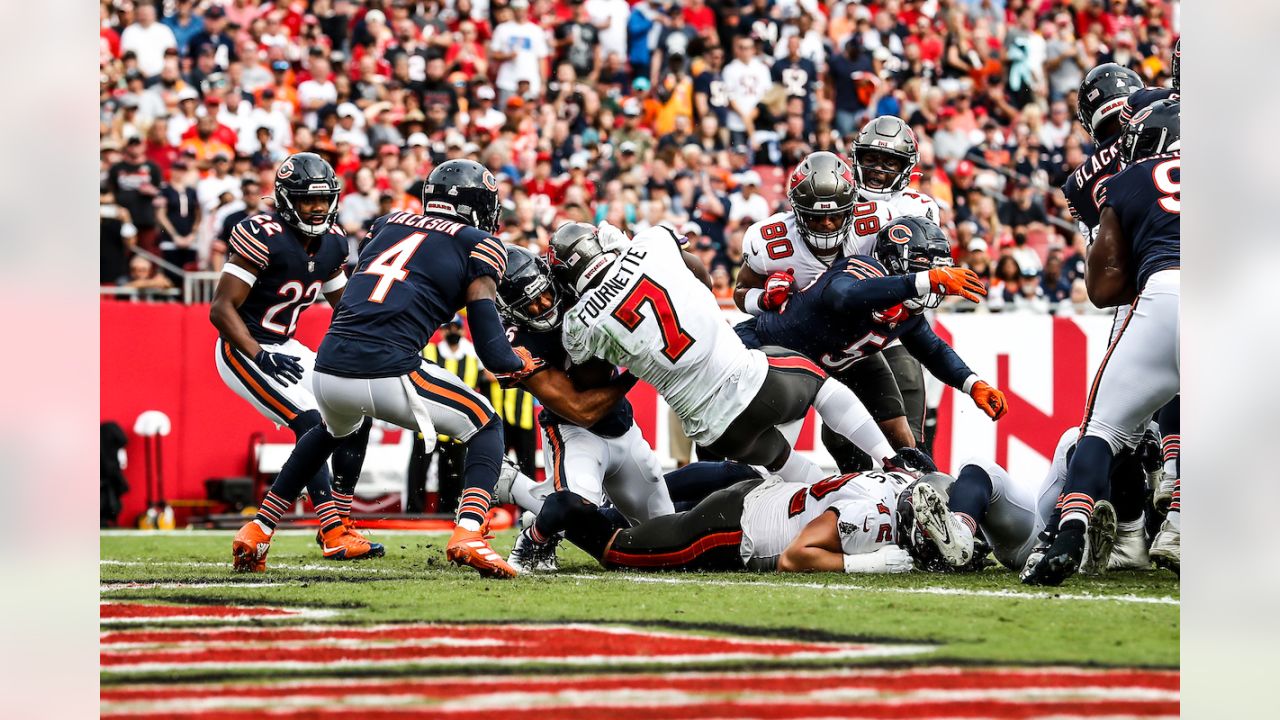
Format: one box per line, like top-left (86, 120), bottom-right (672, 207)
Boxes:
top-left (597, 221), bottom-right (632, 253)
top-left (843, 545), bottom-right (915, 574)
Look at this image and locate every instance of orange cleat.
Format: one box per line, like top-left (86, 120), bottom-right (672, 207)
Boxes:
top-left (232, 521), bottom-right (272, 573)
top-left (315, 518), bottom-right (385, 560)
top-left (446, 524), bottom-right (517, 578)
top-left (318, 523), bottom-right (385, 561)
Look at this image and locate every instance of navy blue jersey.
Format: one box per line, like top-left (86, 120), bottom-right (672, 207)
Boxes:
top-left (1100, 152), bottom-right (1180, 290)
top-left (740, 256), bottom-right (975, 389)
top-left (226, 212), bottom-right (348, 345)
top-left (1062, 140), bottom-right (1125, 241)
top-left (502, 324), bottom-right (634, 438)
top-left (316, 211), bottom-right (508, 378)
top-left (1121, 88), bottom-right (1179, 125)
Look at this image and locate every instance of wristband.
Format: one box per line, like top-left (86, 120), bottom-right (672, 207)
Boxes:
top-left (913, 271), bottom-right (932, 297)
top-left (961, 374), bottom-right (980, 394)
top-left (222, 262), bottom-right (258, 287)
top-left (744, 288), bottom-right (765, 316)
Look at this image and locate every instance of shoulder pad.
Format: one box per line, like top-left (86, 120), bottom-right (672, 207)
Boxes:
top-left (227, 214), bottom-right (283, 269)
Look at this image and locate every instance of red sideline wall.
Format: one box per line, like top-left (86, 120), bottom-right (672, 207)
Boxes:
top-left (102, 301), bottom-right (1114, 525)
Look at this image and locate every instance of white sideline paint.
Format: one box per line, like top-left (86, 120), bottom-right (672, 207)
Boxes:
top-left (559, 574), bottom-right (1181, 606)
top-left (99, 560), bottom-right (387, 573)
top-left (100, 581), bottom-right (288, 593)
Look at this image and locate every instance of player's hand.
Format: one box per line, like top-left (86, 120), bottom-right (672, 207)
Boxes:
top-left (254, 350), bottom-right (305, 385)
top-left (926, 267), bottom-right (987, 303)
top-left (970, 380), bottom-right (1009, 420)
top-left (504, 346), bottom-right (544, 382)
top-left (883, 447), bottom-right (938, 476)
top-left (874, 546), bottom-right (916, 573)
top-left (761, 268), bottom-right (796, 311)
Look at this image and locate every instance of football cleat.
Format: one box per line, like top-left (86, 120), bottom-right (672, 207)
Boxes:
top-left (1149, 520), bottom-right (1180, 575)
top-left (1109, 520), bottom-right (1151, 571)
top-left (493, 456), bottom-right (521, 505)
top-left (316, 518), bottom-right (385, 559)
top-left (1020, 543), bottom-right (1048, 583)
top-left (507, 529), bottom-right (560, 573)
top-left (1022, 524), bottom-right (1085, 586)
top-left (319, 523), bottom-right (384, 561)
top-left (1081, 500), bottom-right (1117, 575)
top-left (232, 521), bottom-right (272, 573)
top-left (1153, 474), bottom-right (1177, 515)
top-left (446, 524), bottom-right (517, 579)
top-left (912, 483), bottom-right (974, 568)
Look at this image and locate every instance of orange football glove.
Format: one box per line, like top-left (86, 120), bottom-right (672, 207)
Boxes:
top-left (503, 346), bottom-right (544, 382)
top-left (970, 380), bottom-right (1009, 420)
top-left (927, 267), bottom-right (987, 303)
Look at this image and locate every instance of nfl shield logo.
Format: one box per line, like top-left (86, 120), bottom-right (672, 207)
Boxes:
top-left (308, 261), bottom-right (316, 272)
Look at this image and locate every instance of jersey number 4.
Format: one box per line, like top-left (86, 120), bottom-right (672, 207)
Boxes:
top-left (363, 232), bottom-right (426, 303)
top-left (610, 276), bottom-right (695, 363)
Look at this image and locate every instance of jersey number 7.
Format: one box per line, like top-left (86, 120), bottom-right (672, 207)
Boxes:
top-left (611, 276), bottom-right (695, 363)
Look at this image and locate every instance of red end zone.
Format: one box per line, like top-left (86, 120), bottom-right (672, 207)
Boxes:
top-left (100, 603), bottom-right (1179, 718)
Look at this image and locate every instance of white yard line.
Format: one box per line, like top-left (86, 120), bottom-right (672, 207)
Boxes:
top-left (100, 581), bottom-right (289, 593)
top-left (99, 559), bottom-right (388, 573)
top-left (558, 573), bottom-right (1180, 606)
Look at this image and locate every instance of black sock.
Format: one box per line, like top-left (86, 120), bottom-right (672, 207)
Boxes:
top-left (257, 415), bottom-right (343, 532)
top-left (536, 491), bottom-right (619, 562)
top-left (457, 419), bottom-right (504, 527)
top-left (949, 464), bottom-right (994, 534)
top-left (331, 417), bottom-right (372, 519)
top-left (1109, 449), bottom-right (1147, 524)
top-left (663, 461), bottom-right (760, 504)
top-left (1059, 436), bottom-right (1114, 529)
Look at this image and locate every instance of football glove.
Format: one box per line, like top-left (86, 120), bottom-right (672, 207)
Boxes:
top-left (501, 346), bottom-right (545, 383)
top-left (596, 221), bottom-right (631, 253)
top-left (883, 447), bottom-right (938, 476)
top-left (970, 380), bottom-right (1009, 420)
top-left (254, 349), bottom-right (305, 385)
top-left (760, 268), bottom-right (796, 311)
top-left (926, 267), bottom-right (988, 303)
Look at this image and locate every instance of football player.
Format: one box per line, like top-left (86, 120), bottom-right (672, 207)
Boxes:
top-left (212, 152), bottom-right (380, 566)
top-left (1062, 63), bottom-right (1144, 246)
top-left (553, 220), bottom-right (926, 490)
top-left (232, 159), bottom-right (541, 578)
top-left (521, 464), bottom-right (966, 574)
top-left (736, 216), bottom-right (1009, 425)
top-left (1025, 100), bottom-right (1181, 585)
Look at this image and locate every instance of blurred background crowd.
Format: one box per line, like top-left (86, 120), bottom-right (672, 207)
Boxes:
top-left (100, 0), bottom-right (1178, 314)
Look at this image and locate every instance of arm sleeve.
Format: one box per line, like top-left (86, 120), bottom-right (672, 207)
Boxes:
top-left (466, 298), bottom-right (525, 374)
top-left (898, 318), bottom-right (977, 389)
top-left (820, 273), bottom-right (920, 315)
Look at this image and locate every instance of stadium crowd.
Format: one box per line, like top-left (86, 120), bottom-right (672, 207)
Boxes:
top-left (100, 0), bottom-right (1178, 314)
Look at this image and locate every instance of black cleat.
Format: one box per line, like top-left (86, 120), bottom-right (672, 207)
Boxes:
top-left (1022, 524), bottom-right (1086, 586)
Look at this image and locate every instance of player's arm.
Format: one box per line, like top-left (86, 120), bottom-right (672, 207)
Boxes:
top-left (465, 275), bottom-right (538, 376)
top-left (210, 254), bottom-right (305, 385)
top-left (514, 365), bottom-right (638, 427)
top-left (900, 320), bottom-right (1008, 420)
top-left (1086, 206), bottom-right (1137, 307)
top-left (778, 509), bottom-right (913, 574)
top-left (824, 266), bottom-right (987, 315)
top-left (321, 268), bottom-right (349, 308)
top-left (681, 249), bottom-right (713, 289)
top-left (733, 263), bottom-right (766, 312)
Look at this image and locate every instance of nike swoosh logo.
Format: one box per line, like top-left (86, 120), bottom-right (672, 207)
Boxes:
top-left (322, 544), bottom-right (345, 554)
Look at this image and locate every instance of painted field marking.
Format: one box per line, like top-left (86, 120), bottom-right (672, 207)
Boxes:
top-left (101, 581), bottom-right (289, 593)
top-left (559, 573), bottom-right (1180, 606)
top-left (100, 602), bottom-right (338, 625)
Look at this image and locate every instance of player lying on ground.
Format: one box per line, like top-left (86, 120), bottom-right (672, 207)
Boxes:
top-left (550, 220), bottom-right (903, 488)
top-left (516, 458), bottom-right (966, 574)
top-left (213, 152), bottom-right (380, 566)
top-left (736, 215), bottom-right (1008, 427)
top-left (1024, 99), bottom-right (1181, 586)
top-left (233, 159), bottom-right (540, 578)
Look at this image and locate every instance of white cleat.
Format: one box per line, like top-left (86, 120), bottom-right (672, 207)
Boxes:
top-left (1153, 474), bottom-right (1178, 516)
top-left (911, 483), bottom-right (974, 568)
top-left (1108, 521), bottom-right (1151, 571)
top-left (1149, 520), bottom-right (1180, 575)
top-left (1081, 500), bottom-right (1117, 575)
top-left (507, 529), bottom-right (560, 574)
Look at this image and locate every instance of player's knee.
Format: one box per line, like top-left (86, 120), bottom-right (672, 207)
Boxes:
top-left (1080, 424), bottom-right (1129, 456)
top-left (288, 410), bottom-right (324, 438)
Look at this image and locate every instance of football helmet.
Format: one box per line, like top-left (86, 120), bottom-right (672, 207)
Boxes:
top-left (895, 474), bottom-right (972, 572)
top-left (1121, 98), bottom-right (1179, 164)
top-left (872, 216), bottom-right (953, 310)
top-left (850, 116), bottom-right (919, 201)
top-left (497, 245), bottom-right (563, 332)
top-left (1076, 63), bottom-right (1143, 142)
top-left (787, 151), bottom-right (858, 253)
top-left (422, 159), bottom-right (501, 233)
top-left (549, 222), bottom-right (617, 294)
top-left (273, 152), bottom-right (340, 236)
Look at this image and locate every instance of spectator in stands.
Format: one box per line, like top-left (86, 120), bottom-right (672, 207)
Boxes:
top-left (107, 137), bottom-right (162, 254)
top-left (120, 2), bottom-right (176, 80)
top-left (155, 159), bottom-right (201, 279)
top-left (1010, 267), bottom-right (1051, 314)
top-left (490, 0), bottom-right (551, 102)
top-left (100, 187), bottom-right (137, 286)
top-left (123, 255), bottom-right (175, 293)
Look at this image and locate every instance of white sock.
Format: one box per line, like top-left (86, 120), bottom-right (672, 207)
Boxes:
top-left (253, 519), bottom-right (274, 536)
top-left (775, 448), bottom-right (826, 485)
top-left (1118, 515), bottom-right (1145, 533)
top-left (813, 378), bottom-right (894, 463)
top-left (457, 518), bottom-right (482, 532)
top-left (1166, 510), bottom-right (1180, 531)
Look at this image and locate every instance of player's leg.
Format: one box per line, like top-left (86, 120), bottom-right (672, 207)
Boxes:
top-left (601, 479), bottom-right (765, 571)
top-left (403, 363), bottom-right (516, 577)
top-left (329, 417), bottom-right (373, 524)
top-left (950, 460), bottom-right (1042, 571)
top-left (602, 425), bottom-right (675, 523)
top-left (530, 490), bottom-right (629, 564)
top-left (883, 344), bottom-right (927, 444)
top-left (1154, 397), bottom-right (1180, 514)
top-left (830, 354), bottom-right (915, 472)
top-left (1106, 446), bottom-right (1152, 570)
top-left (664, 461), bottom-right (762, 509)
top-left (1025, 279), bottom-right (1179, 585)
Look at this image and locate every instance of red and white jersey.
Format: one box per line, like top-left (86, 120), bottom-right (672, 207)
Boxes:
top-left (842, 189), bottom-right (942, 257)
top-left (742, 203), bottom-right (895, 288)
top-left (738, 470), bottom-right (915, 565)
top-left (562, 226), bottom-right (768, 444)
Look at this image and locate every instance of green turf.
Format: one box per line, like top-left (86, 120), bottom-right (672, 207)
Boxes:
top-left (101, 529), bottom-right (1179, 674)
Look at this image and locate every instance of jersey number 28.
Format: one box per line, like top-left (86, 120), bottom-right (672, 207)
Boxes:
top-left (610, 276), bottom-right (695, 363)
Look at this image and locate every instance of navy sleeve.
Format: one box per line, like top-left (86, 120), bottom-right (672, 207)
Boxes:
top-left (820, 273), bottom-right (919, 315)
top-left (467, 234), bottom-right (509, 284)
top-left (468, 298), bottom-right (525, 374)
top-left (497, 326), bottom-right (560, 388)
top-left (899, 318), bottom-right (975, 389)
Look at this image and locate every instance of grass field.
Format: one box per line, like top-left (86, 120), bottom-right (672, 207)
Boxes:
top-left (100, 529), bottom-right (1180, 718)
